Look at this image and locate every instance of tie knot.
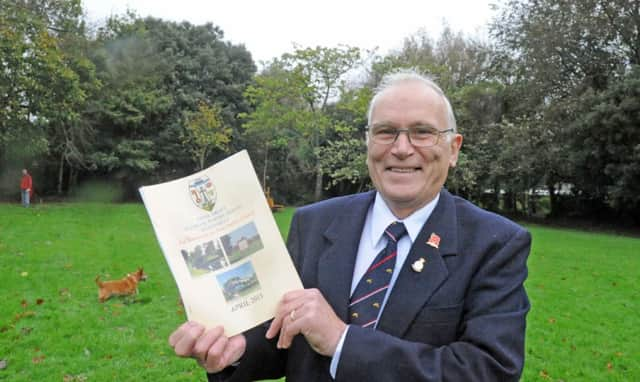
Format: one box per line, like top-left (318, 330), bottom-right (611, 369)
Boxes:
top-left (384, 221), bottom-right (407, 243)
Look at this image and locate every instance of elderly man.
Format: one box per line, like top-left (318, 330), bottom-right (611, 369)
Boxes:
top-left (170, 69), bottom-right (531, 381)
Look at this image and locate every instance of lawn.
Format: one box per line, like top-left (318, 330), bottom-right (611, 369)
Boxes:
top-left (0, 203), bottom-right (637, 381)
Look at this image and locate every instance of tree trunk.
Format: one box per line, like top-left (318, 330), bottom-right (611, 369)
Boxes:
top-left (263, 146), bottom-right (269, 190)
top-left (57, 154), bottom-right (65, 195)
top-left (68, 167), bottom-right (77, 195)
top-left (314, 164), bottom-right (323, 201)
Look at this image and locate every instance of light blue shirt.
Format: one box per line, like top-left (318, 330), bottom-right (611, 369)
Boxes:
top-left (329, 192), bottom-right (439, 378)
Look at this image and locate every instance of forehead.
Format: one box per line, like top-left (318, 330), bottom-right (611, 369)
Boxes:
top-left (371, 81), bottom-right (448, 127)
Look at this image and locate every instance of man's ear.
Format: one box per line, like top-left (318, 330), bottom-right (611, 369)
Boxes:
top-left (448, 134), bottom-right (463, 168)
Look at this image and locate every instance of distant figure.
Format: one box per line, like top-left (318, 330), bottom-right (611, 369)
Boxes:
top-left (20, 169), bottom-right (32, 208)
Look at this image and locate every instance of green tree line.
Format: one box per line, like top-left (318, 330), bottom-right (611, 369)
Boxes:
top-left (1, 0), bottom-right (639, 224)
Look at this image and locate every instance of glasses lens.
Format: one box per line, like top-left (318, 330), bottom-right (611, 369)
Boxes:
top-left (409, 126), bottom-right (439, 146)
top-left (370, 126), bottom-right (397, 144)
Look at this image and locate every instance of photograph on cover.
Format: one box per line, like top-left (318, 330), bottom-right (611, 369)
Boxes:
top-left (180, 239), bottom-right (229, 277)
top-left (216, 261), bottom-right (261, 302)
top-left (220, 221), bottom-right (264, 264)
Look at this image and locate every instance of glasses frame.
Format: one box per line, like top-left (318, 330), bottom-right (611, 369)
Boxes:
top-left (366, 125), bottom-right (454, 147)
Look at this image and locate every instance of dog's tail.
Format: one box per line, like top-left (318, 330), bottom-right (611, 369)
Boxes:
top-left (95, 275), bottom-right (102, 287)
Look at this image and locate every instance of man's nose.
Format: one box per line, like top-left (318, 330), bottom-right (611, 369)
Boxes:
top-left (392, 130), bottom-right (414, 154)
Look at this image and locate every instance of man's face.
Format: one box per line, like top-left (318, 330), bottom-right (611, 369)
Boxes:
top-left (367, 81), bottom-right (462, 218)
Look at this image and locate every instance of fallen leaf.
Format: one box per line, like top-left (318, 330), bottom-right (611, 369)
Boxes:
top-left (32, 355), bottom-right (45, 364)
top-left (539, 369), bottom-right (550, 379)
top-left (63, 374), bottom-right (87, 382)
top-left (14, 311), bottom-right (35, 322)
top-left (548, 318), bottom-right (556, 324)
top-left (607, 362), bottom-right (613, 370)
top-left (21, 300), bottom-right (28, 308)
top-left (36, 298), bottom-right (44, 305)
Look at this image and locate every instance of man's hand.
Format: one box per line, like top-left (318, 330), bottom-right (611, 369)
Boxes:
top-left (169, 322), bottom-right (246, 373)
top-left (266, 288), bottom-right (347, 357)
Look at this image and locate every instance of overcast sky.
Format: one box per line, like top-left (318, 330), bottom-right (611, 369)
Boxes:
top-left (82, 0), bottom-right (497, 65)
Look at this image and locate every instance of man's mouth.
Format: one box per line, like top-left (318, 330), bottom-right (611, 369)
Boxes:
top-left (387, 167), bottom-right (420, 173)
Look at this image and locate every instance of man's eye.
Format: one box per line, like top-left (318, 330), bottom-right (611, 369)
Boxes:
top-left (374, 128), bottom-right (396, 136)
top-left (412, 127), bottom-right (437, 136)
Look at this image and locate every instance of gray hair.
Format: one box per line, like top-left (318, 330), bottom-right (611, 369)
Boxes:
top-left (366, 68), bottom-right (457, 135)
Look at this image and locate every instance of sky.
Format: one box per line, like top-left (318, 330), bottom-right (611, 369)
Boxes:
top-left (81, 0), bottom-right (497, 65)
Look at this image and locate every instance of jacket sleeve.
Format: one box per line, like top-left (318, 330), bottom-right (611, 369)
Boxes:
top-left (336, 228), bottom-right (531, 381)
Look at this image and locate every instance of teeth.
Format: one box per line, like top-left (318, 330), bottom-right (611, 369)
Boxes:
top-left (390, 168), bottom-right (415, 173)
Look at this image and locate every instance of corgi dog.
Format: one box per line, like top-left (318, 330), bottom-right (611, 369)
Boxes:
top-left (95, 267), bottom-right (147, 302)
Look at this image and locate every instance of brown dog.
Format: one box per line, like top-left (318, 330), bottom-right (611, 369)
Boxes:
top-left (95, 268), bottom-right (147, 302)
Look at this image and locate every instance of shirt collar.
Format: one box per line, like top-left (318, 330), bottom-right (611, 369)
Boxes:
top-left (370, 192), bottom-right (440, 247)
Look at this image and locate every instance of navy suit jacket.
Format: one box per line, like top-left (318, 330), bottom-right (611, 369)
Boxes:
top-left (209, 189), bottom-right (531, 381)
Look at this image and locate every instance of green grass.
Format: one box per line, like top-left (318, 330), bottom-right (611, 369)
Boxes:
top-left (523, 225), bottom-right (639, 381)
top-left (0, 203), bottom-right (638, 381)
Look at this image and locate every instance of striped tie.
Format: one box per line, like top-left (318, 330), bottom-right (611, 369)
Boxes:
top-left (348, 221), bottom-right (407, 328)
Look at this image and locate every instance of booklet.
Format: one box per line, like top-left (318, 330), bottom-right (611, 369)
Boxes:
top-left (139, 150), bottom-right (303, 336)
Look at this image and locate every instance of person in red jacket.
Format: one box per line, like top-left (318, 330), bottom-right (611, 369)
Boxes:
top-left (20, 169), bottom-right (33, 207)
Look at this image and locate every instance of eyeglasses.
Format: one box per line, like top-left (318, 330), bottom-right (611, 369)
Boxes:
top-left (367, 124), bottom-right (454, 147)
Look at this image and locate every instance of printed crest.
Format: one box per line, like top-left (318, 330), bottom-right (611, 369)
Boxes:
top-left (189, 176), bottom-right (217, 212)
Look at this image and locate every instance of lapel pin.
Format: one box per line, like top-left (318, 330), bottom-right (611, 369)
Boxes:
top-left (411, 258), bottom-right (426, 273)
top-left (426, 233), bottom-right (441, 249)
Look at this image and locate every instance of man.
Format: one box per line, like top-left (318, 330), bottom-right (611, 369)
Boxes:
top-left (20, 169), bottom-right (32, 208)
top-left (169, 69), bottom-right (531, 381)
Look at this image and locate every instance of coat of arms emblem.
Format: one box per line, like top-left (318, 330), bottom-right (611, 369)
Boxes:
top-left (189, 176), bottom-right (217, 212)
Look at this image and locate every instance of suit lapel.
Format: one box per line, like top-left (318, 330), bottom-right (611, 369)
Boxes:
top-left (377, 189), bottom-right (459, 337)
top-left (317, 191), bottom-right (375, 321)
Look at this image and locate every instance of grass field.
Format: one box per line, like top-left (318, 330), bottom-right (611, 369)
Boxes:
top-left (0, 203), bottom-right (638, 381)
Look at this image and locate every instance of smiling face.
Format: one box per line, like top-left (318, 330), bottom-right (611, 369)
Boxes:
top-left (367, 80), bottom-right (463, 218)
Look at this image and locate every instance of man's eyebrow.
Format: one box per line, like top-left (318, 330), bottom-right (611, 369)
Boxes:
top-left (408, 122), bottom-right (438, 129)
top-left (371, 122), bottom-right (438, 129)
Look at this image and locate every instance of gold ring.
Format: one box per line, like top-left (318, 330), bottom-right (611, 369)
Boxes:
top-left (290, 309), bottom-right (296, 321)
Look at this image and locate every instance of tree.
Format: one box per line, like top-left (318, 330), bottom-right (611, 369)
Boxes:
top-left (490, 0), bottom-right (640, 217)
top-left (0, 0), bottom-right (99, 195)
top-left (317, 87), bottom-right (372, 194)
top-left (242, 45), bottom-right (364, 202)
top-left (86, 15), bottom-right (255, 197)
top-left (183, 102), bottom-right (231, 170)
top-left (568, 66), bottom-right (640, 221)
